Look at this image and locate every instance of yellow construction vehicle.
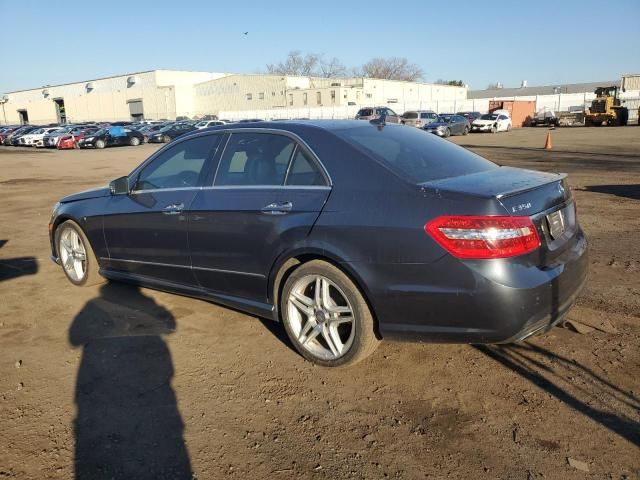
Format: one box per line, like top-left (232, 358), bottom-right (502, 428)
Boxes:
top-left (584, 86), bottom-right (628, 126)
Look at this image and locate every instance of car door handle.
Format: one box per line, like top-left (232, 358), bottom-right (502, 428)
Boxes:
top-left (261, 201), bottom-right (293, 215)
top-left (162, 203), bottom-right (184, 215)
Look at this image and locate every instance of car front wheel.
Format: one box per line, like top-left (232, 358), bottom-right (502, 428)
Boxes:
top-left (95, 139), bottom-right (105, 149)
top-left (55, 220), bottom-right (103, 286)
top-left (281, 260), bottom-right (380, 367)
top-left (130, 136), bottom-right (140, 146)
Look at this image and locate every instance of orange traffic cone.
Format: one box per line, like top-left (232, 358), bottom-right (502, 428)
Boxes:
top-left (544, 132), bottom-right (552, 150)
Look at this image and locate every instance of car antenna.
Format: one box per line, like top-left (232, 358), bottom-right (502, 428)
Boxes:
top-left (369, 111), bottom-right (387, 130)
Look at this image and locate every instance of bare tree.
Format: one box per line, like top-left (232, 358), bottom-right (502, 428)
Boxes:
top-left (266, 51), bottom-right (347, 78)
top-left (360, 57), bottom-right (424, 81)
top-left (266, 51), bottom-right (322, 76)
top-left (319, 57), bottom-right (347, 78)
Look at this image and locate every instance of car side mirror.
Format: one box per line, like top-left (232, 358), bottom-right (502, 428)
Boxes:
top-left (109, 176), bottom-right (129, 195)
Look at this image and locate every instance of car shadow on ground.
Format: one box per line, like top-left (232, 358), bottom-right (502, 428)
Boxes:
top-left (0, 239), bottom-right (38, 282)
top-left (68, 281), bottom-right (193, 479)
top-left (474, 342), bottom-right (640, 447)
top-left (580, 184), bottom-right (640, 200)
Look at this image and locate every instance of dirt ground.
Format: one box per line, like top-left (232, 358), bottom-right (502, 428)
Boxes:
top-left (1, 126), bottom-right (639, 480)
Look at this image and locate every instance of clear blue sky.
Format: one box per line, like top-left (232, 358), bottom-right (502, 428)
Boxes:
top-left (2, 0), bottom-right (639, 93)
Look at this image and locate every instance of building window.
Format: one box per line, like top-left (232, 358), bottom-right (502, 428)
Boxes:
top-left (259, 92), bottom-right (265, 100)
top-left (316, 92), bottom-right (321, 105)
top-left (288, 94), bottom-right (293, 106)
top-left (272, 91), bottom-right (276, 97)
top-left (365, 93), bottom-right (372, 99)
top-left (330, 90), bottom-right (336, 104)
top-left (303, 93), bottom-right (308, 105)
top-left (246, 93), bottom-right (252, 101)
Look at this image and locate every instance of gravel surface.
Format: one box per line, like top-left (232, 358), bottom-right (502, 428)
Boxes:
top-left (1, 126), bottom-right (638, 479)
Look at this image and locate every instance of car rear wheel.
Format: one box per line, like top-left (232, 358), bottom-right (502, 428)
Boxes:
top-left (129, 136), bottom-right (140, 146)
top-left (463, 126), bottom-right (469, 135)
top-left (506, 124), bottom-right (512, 132)
top-left (55, 220), bottom-right (103, 287)
top-left (281, 260), bottom-right (379, 367)
top-left (95, 139), bottom-right (105, 149)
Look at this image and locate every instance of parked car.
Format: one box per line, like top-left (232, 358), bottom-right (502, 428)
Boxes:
top-left (19, 127), bottom-right (61, 147)
top-left (136, 124), bottom-right (168, 142)
top-left (401, 110), bottom-right (438, 128)
top-left (58, 127), bottom-right (100, 149)
top-left (195, 120), bottom-right (227, 129)
top-left (457, 111), bottom-right (482, 124)
top-left (423, 114), bottom-right (470, 137)
top-left (8, 126), bottom-right (41, 146)
top-left (148, 123), bottom-right (197, 143)
top-left (43, 127), bottom-right (76, 148)
top-left (471, 113), bottom-right (512, 133)
top-left (355, 107), bottom-right (401, 124)
top-left (530, 110), bottom-right (559, 127)
top-left (0, 126), bottom-right (21, 144)
top-left (78, 126), bottom-right (144, 149)
top-left (49, 120), bottom-right (587, 367)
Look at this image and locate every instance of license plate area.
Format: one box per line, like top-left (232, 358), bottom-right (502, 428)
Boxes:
top-left (546, 209), bottom-right (566, 240)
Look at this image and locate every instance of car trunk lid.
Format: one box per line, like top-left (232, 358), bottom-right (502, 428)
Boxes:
top-left (421, 166), bottom-right (577, 263)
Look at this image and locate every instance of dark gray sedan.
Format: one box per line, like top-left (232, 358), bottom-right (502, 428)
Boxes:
top-left (423, 114), bottom-right (470, 137)
top-left (49, 121), bottom-right (587, 367)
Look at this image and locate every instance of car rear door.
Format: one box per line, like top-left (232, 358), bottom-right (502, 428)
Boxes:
top-left (188, 130), bottom-right (331, 304)
top-left (102, 133), bottom-right (222, 285)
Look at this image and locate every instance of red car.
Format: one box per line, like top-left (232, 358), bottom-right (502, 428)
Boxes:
top-left (57, 128), bottom-right (99, 150)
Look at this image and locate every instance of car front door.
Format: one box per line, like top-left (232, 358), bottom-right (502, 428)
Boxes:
top-left (102, 133), bottom-right (222, 285)
top-left (385, 108), bottom-right (400, 123)
top-left (188, 131), bottom-right (331, 305)
top-left (498, 115), bottom-right (509, 131)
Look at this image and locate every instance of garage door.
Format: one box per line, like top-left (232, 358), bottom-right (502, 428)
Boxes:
top-left (128, 100), bottom-right (144, 116)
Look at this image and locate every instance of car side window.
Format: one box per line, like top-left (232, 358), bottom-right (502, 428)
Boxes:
top-left (286, 148), bottom-right (326, 186)
top-left (215, 133), bottom-right (295, 186)
top-left (387, 109), bottom-right (397, 117)
top-left (499, 115), bottom-right (508, 120)
top-left (135, 135), bottom-right (220, 191)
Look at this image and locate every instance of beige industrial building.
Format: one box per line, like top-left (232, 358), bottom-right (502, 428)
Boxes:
top-left (0, 69), bottom-right (466, 125)
top-left (0, 70), bottom-right (226, 125)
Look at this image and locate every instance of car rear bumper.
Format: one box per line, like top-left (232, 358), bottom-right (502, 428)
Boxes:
top-left (353, 229), bottom-right (588, 344)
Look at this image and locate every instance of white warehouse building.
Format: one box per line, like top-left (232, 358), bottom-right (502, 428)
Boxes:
top-left (0, 70), bottom-right (227, 125)
top-left (0, 70), bottom-right (466, 125)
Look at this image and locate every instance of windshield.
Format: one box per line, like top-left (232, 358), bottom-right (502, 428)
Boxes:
top-left (480, 114), bottom-right (498, 120)
top-left (92, 129), bottom-right (106, 136)
top-left (334, 124), bottom-right (497, 183)
top-left (439, 115), bottom-right (452, 123)
top-left (357, 109), bottom-right (373, 117)
top-left (158, 125), bottom-right (174, 132)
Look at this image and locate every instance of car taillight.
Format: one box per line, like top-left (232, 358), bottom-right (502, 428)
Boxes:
top-left (425, 215), bottom-right (540, 259)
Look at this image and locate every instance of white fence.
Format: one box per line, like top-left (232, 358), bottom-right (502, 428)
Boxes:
top-left (217, 91), bottom-right (640, 123)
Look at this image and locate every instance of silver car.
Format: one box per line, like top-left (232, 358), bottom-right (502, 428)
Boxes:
top-left (401, 110), bottom-right (438, 128)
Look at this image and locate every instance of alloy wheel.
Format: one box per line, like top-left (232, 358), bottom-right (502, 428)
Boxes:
top-left (58, 227), bottom-right (87, 282)
top-left (287, 274), bottom-right (356, 360)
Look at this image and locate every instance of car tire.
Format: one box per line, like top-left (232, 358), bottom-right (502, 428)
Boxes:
top-left (95, 139), bottom-right (105, 149)
top-left (491, 125), bottom-right (498, 133)
top-left (444, 128), bottom-right (451, 138)
top-left (55, 220), bottom-right (104, 287)
top-left (164, 135), bottom-right (171, 143)
top-left (463, 126), bottom-right (469, 135)
top-left (129, 136), bottom-right (140, 146)
top-left (280, 260), bottom-right (380, 367)
top-left (506, 124), bottom-right (512, 132)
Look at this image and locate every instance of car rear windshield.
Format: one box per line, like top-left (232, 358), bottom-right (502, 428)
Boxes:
top-left (334, 124), bottom-right (497, 183)
top-left (403, 112), bottom-right (418, 119)
top-left (357, 109), bottom-right (373, 117)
